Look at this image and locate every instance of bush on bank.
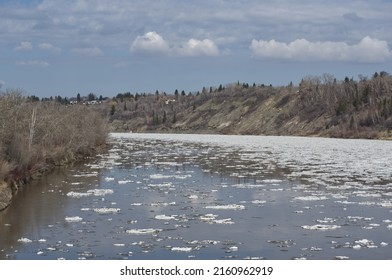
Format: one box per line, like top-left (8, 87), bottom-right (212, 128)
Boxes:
top-left (0, 90), bottom-right (108, 185)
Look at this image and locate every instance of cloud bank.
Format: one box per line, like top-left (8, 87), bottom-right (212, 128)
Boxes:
top-left (250, 36), bottom-right (391, 63)
top-left (131, 31), bottom-right (220, 57)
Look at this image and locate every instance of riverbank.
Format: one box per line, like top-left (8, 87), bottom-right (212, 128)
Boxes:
top-left (109, 73), bottom-right (392, 140)
top-left (0, 91), bottom-right (108, 211)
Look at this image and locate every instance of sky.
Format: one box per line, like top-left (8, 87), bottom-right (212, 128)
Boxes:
top-left (0, 0), bottom-right (392, 98)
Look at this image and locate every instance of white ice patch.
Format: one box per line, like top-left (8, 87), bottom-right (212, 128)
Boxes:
top-left (171, 247), bottom-right (193, 252)
top-left (126, 228), bottom-right (162, 235)
top-left (65, 216), bottom-right (83, 223)
top-left (18, 237), bottom-right (33, 243)
top-left (155, 215), bottom-right (177, 220)
top-left (294, 196), bottom-right (328, 201)
top-left (66, 191), bottom-right (92, 198)
top-left (354, 239), bottom-right (377, 248)
top-left (87, 189), bottom-right (114, 196)
top-left (93, 207), bottom-right (121, 214)
top-left (302, 224), bottom-right (341, 231)
top-left (205, 204), bottom-right (245, 210)
top-left (118, 180), bottom-right (132, 184)
top-left (73, 172), bottom-right (98, 178)
top-left (251, 200), bottom-right (267, 204)
top-left (104, 177), bottom-right (115, 182)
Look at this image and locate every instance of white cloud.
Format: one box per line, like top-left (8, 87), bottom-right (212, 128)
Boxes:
top-left (131, 31), bottom-right (220, 57)
top-left (15, 41), bottom-right (33, 51)
top-left (178, 39), bottom-right (220, 57)
top-left (250, 36), bottom-right (392, 63)
top-left (38, 43), bottom-right (61, 53)
top-left (16, 60), bottom-right (50, 67)
top-left (0, 80), bottom-right (5, 88)
top-left (72, 47), bottom-right (103, 56)
top-left (130, 31), bottom-right (170, 54)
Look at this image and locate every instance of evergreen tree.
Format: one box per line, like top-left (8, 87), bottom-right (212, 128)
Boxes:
top-left (110, 104), bottom-right (116, 116)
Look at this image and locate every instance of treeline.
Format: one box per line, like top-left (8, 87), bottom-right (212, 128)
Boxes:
top-left (0, 90), bottom-right (108, 184)
top-left (108, 71), bottom-right (392, 139)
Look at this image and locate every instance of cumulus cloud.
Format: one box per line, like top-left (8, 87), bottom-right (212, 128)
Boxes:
top-left (131, 31), bottom-right (220, 57)
top-left (15, 41), bottom-right (33, 51)
top-left (250, 36), bottom-right (392, 63)
top-left (0, 80), bottom-right (5, 88)
top-left (16, 60), bottom-right (50, 67)
top-left (38, 43), bottom-right (61, 52)
top-left (130, 31), bottom-right (170, 54)
top-left (72, 47), bottom-right (103, 56)
top-left (178, 39), bottom-right (220, 57)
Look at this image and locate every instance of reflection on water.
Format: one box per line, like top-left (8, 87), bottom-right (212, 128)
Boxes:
top-left (1, 133), bottom-right (392, 260)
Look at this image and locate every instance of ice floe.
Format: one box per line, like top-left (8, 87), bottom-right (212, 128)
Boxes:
top-left (205, 204), bottom-right (245, 210)
top-left (155, 215), bottom-right (177, 220)
top-left (93, 207), bottom-right (121, 214)
top-left (302, 224), bottom-right (341, 231)
top-left (18, 237), bottom-right (33, 243)
top-left (65, 216), bottom-right (83, 223)
top-left (126, 228), bottom-right (162, 235)
top-left (171, 247), bottom-right (193, 252)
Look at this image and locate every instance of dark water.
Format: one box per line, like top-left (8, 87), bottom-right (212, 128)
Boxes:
top-left (1, 133), bottom-right (392, 260)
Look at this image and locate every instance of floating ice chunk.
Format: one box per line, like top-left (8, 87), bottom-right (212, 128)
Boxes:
top-left (316, 217), bottom-right (336, 224)
top-left (335, 256), bottom-right (349, 260)
top-left (126, 228), bottom-right (162, 235)
top-left (66, 191), bottom-right (92, 198)
top-left (18, 237), bottom-right (32, 243)
top-left (150, 174), bottom-right (172, 179)
top-left (387, 225), bottom-right (392, 230)
top-left (174, 174), bottom-right (192, 179)
top-left (213, 218), bottom-right (235, 225)
top-left (148, 183), bottom-right (173, 188)
top-left (200, 214), bottom-right (218, 221)
top-left (65, 216), bottom-right (83, 223)
top-left (205, 204), bottom-right (245, 210)
top-left (353, 245), bottom-right (361, 250)
top-left (188, 195), bottom-right (199, 199)
top-left (302, 224), bottom-right (341, 231)
top-left (380, 242), bottom-right (389, 247)
top-left (155, 215), bottom-right (177, 220)
top-left (130, 203), bottom-right (143, 206)
top-left (355, 239), bottom-right (377, 248)
top-left (251, 200), bottom-right (267, 204)
top-left (379, 201), bottom-right (392, 208)
top-left (171, 247), bottom-right (193, 252)
top-left (104, 177), bottom-right (115, 182)
top-left (87, 189), bottom-right (114, 196)
top-left (294, 196), bottom-right (328, 201)
top-left (93, 207), bottom-right (120, 214)
top-left (73, 172), bottom-right (98, 178)
top-left (260, 179), bottom-right (283, 183)
top-left (229, 246), bottom-right (238, 251)
top-left (113, 244), bottom-right (126, 247)
top-left (37, 251), bottom-right (44, 255)
top-left (118, 180), bottom-right (132, 184)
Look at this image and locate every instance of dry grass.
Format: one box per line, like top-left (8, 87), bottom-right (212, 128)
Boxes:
top-left (0, 90), bottom-right (108, 181)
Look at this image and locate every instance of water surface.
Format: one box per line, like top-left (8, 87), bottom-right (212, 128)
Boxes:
top-left (1, 133), bottom-right (392, 260)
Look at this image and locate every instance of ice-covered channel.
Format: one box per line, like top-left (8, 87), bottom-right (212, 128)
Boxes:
top-left (1, 133), bottom-right (392, 260)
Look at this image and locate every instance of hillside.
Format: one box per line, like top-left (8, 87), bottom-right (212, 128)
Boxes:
top-left (109, 72), bottom-right (392, 139)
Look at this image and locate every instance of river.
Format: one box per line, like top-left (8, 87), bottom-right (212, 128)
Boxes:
top-left (1, 133), bottom-right (392, 260)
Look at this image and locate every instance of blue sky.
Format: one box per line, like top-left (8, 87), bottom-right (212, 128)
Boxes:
top-left (0, 0), bottom-right (391, 97)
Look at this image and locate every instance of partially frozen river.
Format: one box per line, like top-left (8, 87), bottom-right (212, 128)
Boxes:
top-left (1, 133), bottom-right (392, 260)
